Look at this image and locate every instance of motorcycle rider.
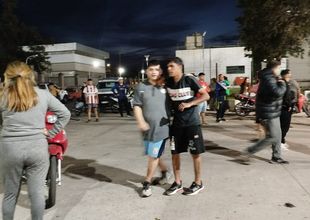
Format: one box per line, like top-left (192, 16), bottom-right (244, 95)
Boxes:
top-left (0, 61), bottom-right (71, 220)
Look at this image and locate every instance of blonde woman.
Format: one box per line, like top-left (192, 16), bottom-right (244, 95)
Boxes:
top-left (0, 61), bottom-right (71, 220)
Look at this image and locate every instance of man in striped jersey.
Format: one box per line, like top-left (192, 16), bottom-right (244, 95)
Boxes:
top-left (83, 79), bottom-right (99, 122)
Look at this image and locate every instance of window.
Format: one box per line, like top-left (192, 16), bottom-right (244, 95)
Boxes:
top-left (97, 81), bottom-right (116, 89)
top-left (226, 66), bottom-right (245, 74)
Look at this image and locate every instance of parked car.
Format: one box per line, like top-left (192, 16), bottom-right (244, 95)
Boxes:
top-left (97, 79), bottom-right (118, 112)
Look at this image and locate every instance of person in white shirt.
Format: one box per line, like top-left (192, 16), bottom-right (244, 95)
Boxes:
top-left (83, 78), bottom-right (99, 122)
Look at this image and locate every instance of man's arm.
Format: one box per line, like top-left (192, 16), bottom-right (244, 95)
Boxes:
top-left (178, 88), bottom-right (210, 112)
top-left (266, 77), bottom-right (286, 98)
top-left (133, 106), bottom-right (150, 131)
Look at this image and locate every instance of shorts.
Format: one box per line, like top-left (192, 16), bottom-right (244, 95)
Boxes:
top-left (87, 103), bottom-right (98, 109)
top-left (198, 101), bottom-right (207, 113)
top-left (144, 139), bottom-right (166, 158)
top-left (170, 125), bottom-right (205, 155)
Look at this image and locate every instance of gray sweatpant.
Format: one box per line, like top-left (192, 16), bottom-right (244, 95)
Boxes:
top-left (247, 117), bottom-right (282, 159)
top-left (0, 139), bottom-right (49, 220)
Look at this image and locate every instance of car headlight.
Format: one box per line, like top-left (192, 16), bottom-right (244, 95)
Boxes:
top-left (47, 115), bottom-right (57, 123)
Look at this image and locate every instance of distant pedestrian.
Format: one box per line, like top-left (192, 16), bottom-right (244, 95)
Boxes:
top-left (209, 78), bottom-right (217, 110)
top-left (215, 74), bottom-right (228, 122)
top-left (240, 77), bottom-right (251, 95)
top-left (0, 61), bottom-right (70, 220)
top-left (165, 57), bottom-right (209, 196)
top-left (197, 72), bottom-right (210, 125)
top-left (243, 60), bottom-right (288, 164)
top-left (224, 76), bottom-right (231, 96)
top-left (112, 77), bottom-right (131, 117)
top-left (133, 60), bottom-right (170, 197)
top-left (83, 79), bottom-right (99, 122)
top-left (280, 70), bottom-right (296, 150)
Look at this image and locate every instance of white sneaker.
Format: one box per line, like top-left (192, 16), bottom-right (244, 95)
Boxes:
top-left (281, 143), bottom-right (289, 151)
top-left (141, 182), bottom-right (152, 197)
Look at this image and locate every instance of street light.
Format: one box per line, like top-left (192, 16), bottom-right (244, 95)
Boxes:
top-left (93, 60), bottom-right (100, 68)
top-left (118, 67), bottom-right (125, 76)
top-left (140, 69), bottom-right (145, 80)
top-left (143, 55), bottom-right (150, 81)
top-left (25, 54), bottom-right (38, 64)
top-left (88, 61), bottom-right (100, 78)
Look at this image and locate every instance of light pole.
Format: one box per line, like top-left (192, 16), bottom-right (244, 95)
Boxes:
top-left (25, 54), bottom-right (38, 64)
top-left (140, 69), bottom-right (145, 81)
top-left (143, 55), bottom-right (150, 81)
top-left (209, 47), bottom-right (212, 82)
top-left (202, 31), bottom-right (206, 76)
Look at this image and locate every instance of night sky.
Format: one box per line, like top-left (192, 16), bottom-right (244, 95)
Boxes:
top-left (15, 0), bottom-right (241, 75)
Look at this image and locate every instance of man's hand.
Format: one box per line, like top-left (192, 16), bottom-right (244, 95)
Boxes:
top-left (178, 102), bottom-right (192, 112)
top-left (138, 121), bottom-right (150, 132)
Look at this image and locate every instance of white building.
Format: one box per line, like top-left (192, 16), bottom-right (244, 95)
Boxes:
top-left (287, 42), bottom-right (310, 88)
top-left (24, 42), bottom-right (110, 88)
top-left (176, 46), bottom-right (252, 84)
top-left (178, 33), bottom-right (310, 88)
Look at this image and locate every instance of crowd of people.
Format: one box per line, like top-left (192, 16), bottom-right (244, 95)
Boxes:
top-left (132, 58), bottom-right (303, 198)
top-left (0, 57), bottom-right (305, 219)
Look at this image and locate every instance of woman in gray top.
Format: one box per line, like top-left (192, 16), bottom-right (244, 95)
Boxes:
top-left (0, 61), bottom-right (71, 220)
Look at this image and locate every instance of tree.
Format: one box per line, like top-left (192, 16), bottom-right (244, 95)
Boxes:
top-left (0, 0), bottom-right (52, 80)
top-left (237, 0), bottom-right (310, 71)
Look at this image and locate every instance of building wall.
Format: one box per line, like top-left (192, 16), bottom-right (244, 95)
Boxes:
top-left (176, 47), bottom-right (252, 84)
top-left (287, 42), bottom-right (310, 87)
top-left (24, 42), bottom-right (109, 88)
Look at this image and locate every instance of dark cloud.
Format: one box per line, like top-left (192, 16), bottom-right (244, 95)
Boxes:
top-left (209, 33), bottom-right (240, 45)
top-left (15, 0), bottom-right (241, 74)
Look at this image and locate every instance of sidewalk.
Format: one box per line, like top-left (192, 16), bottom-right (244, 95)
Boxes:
top-left (0, 113), bottom-right (309, 220)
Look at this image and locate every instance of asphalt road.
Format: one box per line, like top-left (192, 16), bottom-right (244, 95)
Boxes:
top-left (1, 112), bottom-right (310, 220)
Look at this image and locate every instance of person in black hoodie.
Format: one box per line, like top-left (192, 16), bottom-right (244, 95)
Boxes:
top-left (280, 69), bottom-right (295, 150)
top-left (243, 60), bottom-right (288, 164)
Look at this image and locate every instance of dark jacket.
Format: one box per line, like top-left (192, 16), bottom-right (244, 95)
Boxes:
top-left (256, 68), bottom-right (286, 119)
top-left (282, 81), bottom-right (295, 110)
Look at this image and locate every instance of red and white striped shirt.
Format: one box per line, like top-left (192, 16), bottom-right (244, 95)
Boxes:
top-left (83, 85), bottom-right (99, 104)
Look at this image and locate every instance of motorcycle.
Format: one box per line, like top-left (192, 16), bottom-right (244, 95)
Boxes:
top-left (45, 112), bottom-right (68, 209)
top-left (234, 94), bottom-right (256, 116)
top-left (72, 100), bottom-right (86, 116)
top-left (295, 93), bottom-right (310, 117)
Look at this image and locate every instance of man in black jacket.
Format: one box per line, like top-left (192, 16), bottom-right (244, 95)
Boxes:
top-left (244, 60), bottom-right (288, 164)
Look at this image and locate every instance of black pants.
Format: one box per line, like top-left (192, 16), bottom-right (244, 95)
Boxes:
top-left (216, 100), bottom-right (227, 119)
top-left (119, 98), bottom-right (131, 117)
top-left (280, 108), bottom-right (293, 144)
